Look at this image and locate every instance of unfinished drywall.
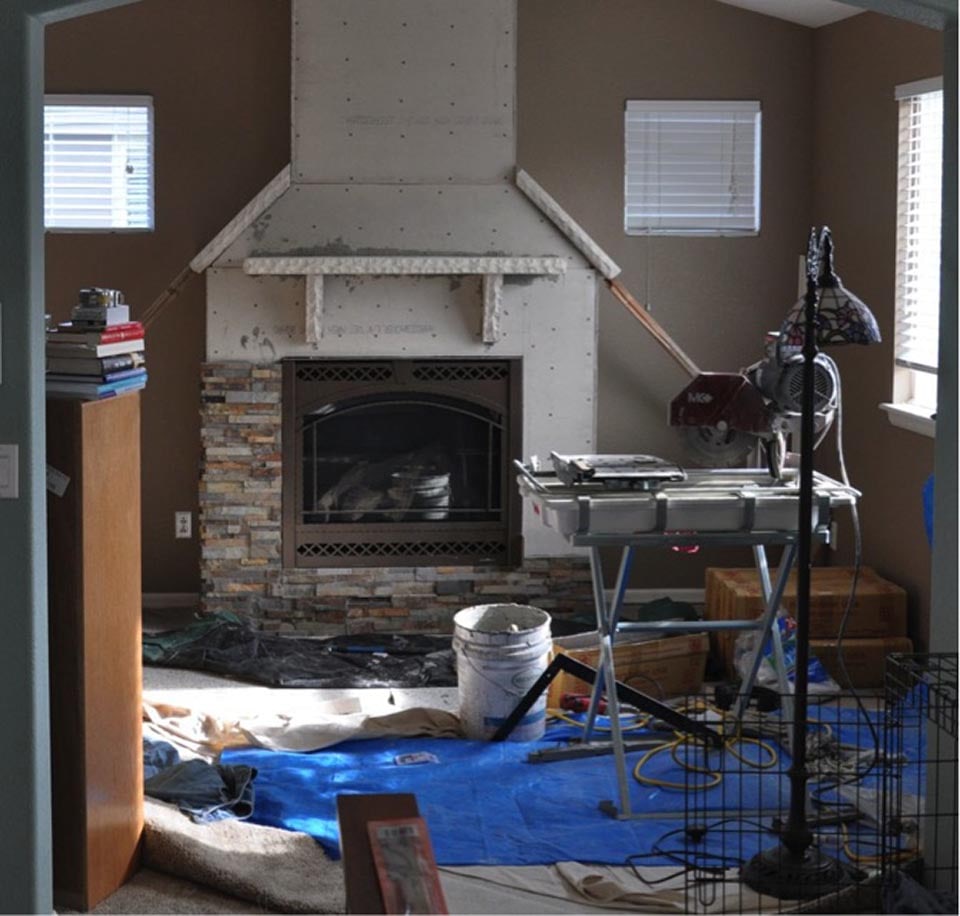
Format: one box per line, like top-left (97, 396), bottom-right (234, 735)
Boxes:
top-left (292, 0), bottom-right (515, 183)
top-left (811, 12), bottom-right (942, 648)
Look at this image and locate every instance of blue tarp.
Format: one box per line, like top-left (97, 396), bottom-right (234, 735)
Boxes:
top-left (222, 729), bottom-right (690, 864)
top-left (220, 704), bottom-right (916, 867)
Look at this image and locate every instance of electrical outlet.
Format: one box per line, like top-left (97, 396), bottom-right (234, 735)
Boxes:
top-left (175, 511), bottom-right (192, 539)
top-left (829, 520), bottom-right (839, 551)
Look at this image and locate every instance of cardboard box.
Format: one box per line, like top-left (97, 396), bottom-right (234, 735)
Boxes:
top-left (705, 566), bottom-right (907, 675)
top-left (811, 636), bottom-right (914, 688)
top-left (546, 631), bottom-right (709, 707)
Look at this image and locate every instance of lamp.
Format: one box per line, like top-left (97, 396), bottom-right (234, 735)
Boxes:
top-left (741, 227), bottom-right (881, 899)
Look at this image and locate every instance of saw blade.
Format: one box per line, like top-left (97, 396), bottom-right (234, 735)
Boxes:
top-left (681, 425), bottom-right (758, 468)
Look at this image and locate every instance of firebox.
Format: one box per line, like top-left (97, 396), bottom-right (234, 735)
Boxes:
top-left (282, 358), bottom-right (522, 568)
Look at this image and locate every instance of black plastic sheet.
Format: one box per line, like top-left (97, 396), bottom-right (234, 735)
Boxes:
top-left (143, 612), bottom-right (456, 688)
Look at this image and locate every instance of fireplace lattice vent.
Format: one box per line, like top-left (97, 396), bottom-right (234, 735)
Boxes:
top-left (296, 364), bottom-right (394, 384)
top-left (296, 539), bottom-right (508, 560)
top-left (411, 365), bottom-right (510, 383)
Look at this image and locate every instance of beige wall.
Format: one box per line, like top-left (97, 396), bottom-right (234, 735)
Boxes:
top-left (812, 12), bottom-right (942, 648)
top-left (44, 1), bottom-right (941, 634)
top-left (45, 0), bottom-right (291, 592)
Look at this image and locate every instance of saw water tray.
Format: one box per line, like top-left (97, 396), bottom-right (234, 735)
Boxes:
top-left (518, 467), bottom-right (859, 538)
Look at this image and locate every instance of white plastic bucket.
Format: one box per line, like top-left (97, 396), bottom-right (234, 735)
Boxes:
top-left (452, 603), bottom-right (552, 741)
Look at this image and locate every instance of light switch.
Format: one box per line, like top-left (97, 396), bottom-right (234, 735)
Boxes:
top-left (0, 445), bottom-right (19, 499)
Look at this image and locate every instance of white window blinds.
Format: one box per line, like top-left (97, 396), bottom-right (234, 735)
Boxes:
top-left (625, 100), bottom-right (760, 235)
top-left (894, 78), bottom-right (943, 376)
top-left (44, 95), bottom-right (154, 231)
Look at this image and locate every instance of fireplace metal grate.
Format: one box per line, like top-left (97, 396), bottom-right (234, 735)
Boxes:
top-left (412, 364), bottom-right (510, 383)
top-left (296, 539), bottom-right (507, 560)
top-left (296, 364), bottom-right (394, 384)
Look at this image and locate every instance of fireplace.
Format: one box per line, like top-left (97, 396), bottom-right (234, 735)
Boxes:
top-left (193, 0), bottom-right (605, 632)
top-left (283, 358), bottom-right (522, 567)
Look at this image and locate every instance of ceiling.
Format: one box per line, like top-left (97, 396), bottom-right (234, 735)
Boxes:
top-left (714, 0), bottom-right (864, 27)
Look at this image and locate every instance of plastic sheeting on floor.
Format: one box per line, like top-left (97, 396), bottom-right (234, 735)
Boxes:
top-left (220, 703), bottom-right (920, 869)
top-left (222, 731), bottom-right (695, 865)
top-left (143, 612), bottom-right (456, 688)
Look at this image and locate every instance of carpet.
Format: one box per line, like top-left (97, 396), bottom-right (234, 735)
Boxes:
top-left (133, 798), bottom-right (345, 913)
top-left (89, 868), bottom-right (271, 915)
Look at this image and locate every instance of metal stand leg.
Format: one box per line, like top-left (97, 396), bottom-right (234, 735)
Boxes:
top-left (731, 542), bottom-right (798, 722)
top-left (753, 546), bottom-right (796, 746)
top-left (585, 546), bottom-right (635, 817)
top-left (584, 546), bottom-right (633, 740)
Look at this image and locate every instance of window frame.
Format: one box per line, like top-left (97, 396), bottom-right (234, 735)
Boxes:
top-left (43, 93), bottom-right (155, 233)
top-left (881, 76), bottom-right (943, 437)
top-left (624, 99), bottom-right (761, 237)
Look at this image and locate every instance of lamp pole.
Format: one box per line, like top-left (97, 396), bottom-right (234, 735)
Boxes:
top-left (779, 230), bottom-right (820, 858)
top-left (742, 227), bottom-right (855, 898)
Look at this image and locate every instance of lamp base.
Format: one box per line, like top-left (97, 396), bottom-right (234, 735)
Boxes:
top-left (741, 844), bottom-right (854, 900)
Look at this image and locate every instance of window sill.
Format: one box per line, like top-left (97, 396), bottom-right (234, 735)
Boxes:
top-left (879, 402), bottom-right (936, 438)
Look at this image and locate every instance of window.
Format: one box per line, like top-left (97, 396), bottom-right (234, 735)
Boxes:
top-left (625, 100), bottom-right (761, 236)
top-left (888, 77), bottom-right (942, 430)
top-left (44, 95), bottom-right (154, 231)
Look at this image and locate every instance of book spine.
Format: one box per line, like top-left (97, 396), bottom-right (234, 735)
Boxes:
top-left (47, 339), bottom-right (145, 357)
top-left (103, 367), bottom-right (147, 383)
top-left (102, 353), bottom-right (145, 372)
top-left (99, 326), bottom-right (144, 343)
top-left (52, 321), bottom-right (143, 343)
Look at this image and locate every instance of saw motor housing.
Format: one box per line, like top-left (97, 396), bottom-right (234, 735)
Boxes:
top-left (669, 339), bottom-right (839, 469)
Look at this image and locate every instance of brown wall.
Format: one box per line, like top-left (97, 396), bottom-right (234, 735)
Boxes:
top-left (518, 0), bottom-right (816, 586)
top-left (45, 0), bottom-right (291, 592)
top-left (812, 13), bottom-right (942, 648)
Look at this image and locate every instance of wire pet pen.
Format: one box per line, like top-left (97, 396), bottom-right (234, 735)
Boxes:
top-left (881, 653), bottom-right (958, 913)
top-left (647, 657), bottom-right (959, 913)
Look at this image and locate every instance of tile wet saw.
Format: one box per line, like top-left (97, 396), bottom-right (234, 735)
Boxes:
top-left (667, 336), bottom-right (840, 474)
top-left (606, 279), bottom-right (839, 476)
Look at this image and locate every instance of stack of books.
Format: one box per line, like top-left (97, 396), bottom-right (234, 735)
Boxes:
top-left (46, 289), bottom-right (148, 400)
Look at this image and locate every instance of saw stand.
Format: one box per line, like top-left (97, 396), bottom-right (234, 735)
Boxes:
top-left (558, 527), bottom-right (805, 820)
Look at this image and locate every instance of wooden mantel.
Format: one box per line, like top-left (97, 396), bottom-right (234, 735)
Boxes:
top-left (243, 255), bottom-right (568, 344)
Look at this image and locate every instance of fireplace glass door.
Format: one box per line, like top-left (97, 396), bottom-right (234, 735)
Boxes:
top-left (283, 360), bottom-right (521, 567)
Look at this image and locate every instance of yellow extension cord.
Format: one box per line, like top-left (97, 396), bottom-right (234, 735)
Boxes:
top-left (547, 699), bottom-right (779, 789)
top-left (631, 700), bottom-right (779, 790)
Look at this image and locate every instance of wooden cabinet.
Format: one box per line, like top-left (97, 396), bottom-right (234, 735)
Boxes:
top-left (46, 394), bottom-right (143, 911)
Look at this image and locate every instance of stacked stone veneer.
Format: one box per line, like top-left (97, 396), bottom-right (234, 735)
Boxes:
top-left (200, 362), bottom-right (594, 634)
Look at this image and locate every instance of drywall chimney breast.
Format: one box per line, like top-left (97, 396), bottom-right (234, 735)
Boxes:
top-left (293, 0), bottom-right (516, 184)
